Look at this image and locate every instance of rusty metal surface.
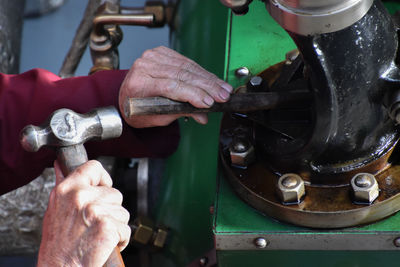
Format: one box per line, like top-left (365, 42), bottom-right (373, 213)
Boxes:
top-left (0, 169), bottom-right (55, 255)
top-left (220, 140), bottom-right (400, 228)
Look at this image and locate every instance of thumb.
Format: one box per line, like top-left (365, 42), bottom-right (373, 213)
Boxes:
top-left (53, 160), bottom-right (65, 185)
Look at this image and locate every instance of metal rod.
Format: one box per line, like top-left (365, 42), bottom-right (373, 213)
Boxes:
top-left (59, 0), bottom-right (102, 78)
top-left (93, 14), bottom-right (155, 36)
top-left (124, 92), bottom-right (311, 117)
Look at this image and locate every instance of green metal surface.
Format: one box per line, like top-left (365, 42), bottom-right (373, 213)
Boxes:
top-left (215, 1), bottom-right (400, 266)
top-left (151, 1), bottom-right (228, 266)
top-left (218, 250), bottom-right (400, 267)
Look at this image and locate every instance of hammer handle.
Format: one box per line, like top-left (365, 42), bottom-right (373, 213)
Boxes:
top-left (57, 144), bottom-right (88, 176)
top-left (57, 144), bottom-right (125, 267)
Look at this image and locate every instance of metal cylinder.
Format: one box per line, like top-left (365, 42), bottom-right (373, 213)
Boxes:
top-left (0, 0), bottom-right (25, 74)
top-left (266, 0), bottom-right (374, 35)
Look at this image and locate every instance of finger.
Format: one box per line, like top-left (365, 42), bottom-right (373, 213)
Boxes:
top-left (68, 160), bottom-right (113, 187)
top-left (141, 48), bottom-right (232, 91)
top-left (53, 160), bottom-right (65, 185)
top-left (141, 77), bottom-right (217, 108)
top-left (91, 186), bottom-right (124, 205)
top-left (190, 114), bottom-right (208, 124)
top-left (124, 114), bottom-right (181, 128)
top-left (115, 222), bottom-right (132, 251)
top-left (83, 203), bottom-right (130, 225)
top-left (133, 59), bottom-right (231, 102)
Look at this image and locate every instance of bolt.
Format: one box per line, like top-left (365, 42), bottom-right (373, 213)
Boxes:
top-left (276, 173), bottom-right (305, 203)
top-left (199, 257), bottom-right (208, 266)
top-left (282, 175), bottom-right (299, 189)
top-left (354, 174), bottom-right (373, 188)
top-left (254, 237), bottom-right (269, 248)
top-left (351, 173), bottom-right (379, 203)
top-left (229, 138), bottom-right (255, 167)
top-left (235, 67), bottom-right (250, 78)
top-left (232, 139), bottom-right (249, 153)
top-left (250, 76), bottom-right (263, 87)
top-left (394, 237), bottom-right (400, 247)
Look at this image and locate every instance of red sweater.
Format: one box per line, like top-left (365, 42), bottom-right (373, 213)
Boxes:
top-left (0, 68), bottom-right (179, 195)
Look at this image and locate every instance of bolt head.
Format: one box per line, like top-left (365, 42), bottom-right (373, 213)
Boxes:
top-left (351, 173), bottom-right (379, 203)
top-left (277, 174), bottom-right (305, 203)
top-left (235, 67), bottom-right (250, 78)
top-left (254, 237), bottom-right (268, 248)
top-left (229, 138), bottom-right (255, 167)
top-left (249, 76), bottom-right (263, 87)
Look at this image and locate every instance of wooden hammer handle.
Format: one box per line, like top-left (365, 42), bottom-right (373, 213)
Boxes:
top-left (57, 144), bottom-right (125, 267)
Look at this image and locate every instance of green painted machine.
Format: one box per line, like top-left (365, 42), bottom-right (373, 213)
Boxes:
top-left (148, 0), bottom-right (400, 266)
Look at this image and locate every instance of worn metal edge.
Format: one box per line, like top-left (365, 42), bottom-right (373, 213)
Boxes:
top-left (215, 232), bottom-right (400, 251)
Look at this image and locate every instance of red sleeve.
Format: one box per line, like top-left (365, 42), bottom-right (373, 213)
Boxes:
top-left (0, 68), bottom-right (180, 195)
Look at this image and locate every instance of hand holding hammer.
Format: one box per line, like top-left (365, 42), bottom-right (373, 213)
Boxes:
top-left (20, 107), bottom-right (127, 267)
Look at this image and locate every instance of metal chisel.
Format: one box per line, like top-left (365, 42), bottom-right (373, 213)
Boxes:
top-left (123, 91), bottom-right (310, 117)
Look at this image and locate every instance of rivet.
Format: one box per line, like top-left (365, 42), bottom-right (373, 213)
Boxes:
top-left (235, 67), bottom-right (250, 78)
top-left (254, 237), bottom-right (269, 248)
top-left (394, 237), bottom-right (400, 247)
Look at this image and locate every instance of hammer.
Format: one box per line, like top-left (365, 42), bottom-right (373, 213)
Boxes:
top-left (20, 106), bottom-right (125, 267)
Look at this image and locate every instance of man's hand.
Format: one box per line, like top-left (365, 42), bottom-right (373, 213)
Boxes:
top-left (37, 161), bottom-right (130, 267)
top-left (119, 46), bottom-right (233, 128)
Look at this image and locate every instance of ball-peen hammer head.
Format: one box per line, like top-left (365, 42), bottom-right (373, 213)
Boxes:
top-left (20, 106), bottom-right (123, 152)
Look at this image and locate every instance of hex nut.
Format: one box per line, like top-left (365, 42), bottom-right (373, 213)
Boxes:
top-left (276, 173), bottom-right (305, 203)
top-left (229, 138), bottom-right (256, 167)
top-left (351, 173), bottom-right (379, 203)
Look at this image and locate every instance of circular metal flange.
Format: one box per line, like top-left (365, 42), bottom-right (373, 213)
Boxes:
top-left (220, 134), bottom-right (400, 228)
top-left (266, 0), bottom-right (374, 35)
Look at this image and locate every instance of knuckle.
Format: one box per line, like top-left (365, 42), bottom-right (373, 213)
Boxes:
top-left (84, 203), bottom-right (98, 221)
top-left (71, 189), bottom-right (86, 207)
top-left (54, 182), bottom-right (69, 197)
top-left (176, 68), bottom-right (191, 82)
top-left (141, 48), bottom-right (156, 59)
top-left (97, 217), bottom-right (115, 233)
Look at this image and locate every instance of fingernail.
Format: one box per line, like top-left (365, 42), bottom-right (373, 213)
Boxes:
top-left (221, 83), bottom-right (233, 93)
top-left (203, 95), bottom-right (214, 106)
top-left (219, 89), bottom-right (230, 100)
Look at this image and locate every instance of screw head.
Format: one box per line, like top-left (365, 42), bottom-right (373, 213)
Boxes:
top-left (235, 67), bottom-right (250, 78)
top-left (254, 237), bottom-right (269, 248)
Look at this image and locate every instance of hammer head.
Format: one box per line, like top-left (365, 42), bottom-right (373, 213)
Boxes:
top-left (20, 106), bottom-right (123, 152)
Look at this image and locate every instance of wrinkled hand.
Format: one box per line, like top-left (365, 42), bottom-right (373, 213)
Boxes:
top-left (37, 161), bottom-right (130, 267)
top-left (119, 46), bottom-right (233, 128)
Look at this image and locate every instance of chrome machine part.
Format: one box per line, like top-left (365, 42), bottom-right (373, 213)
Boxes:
top-left (266, 0), bottom-right (374, 35)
